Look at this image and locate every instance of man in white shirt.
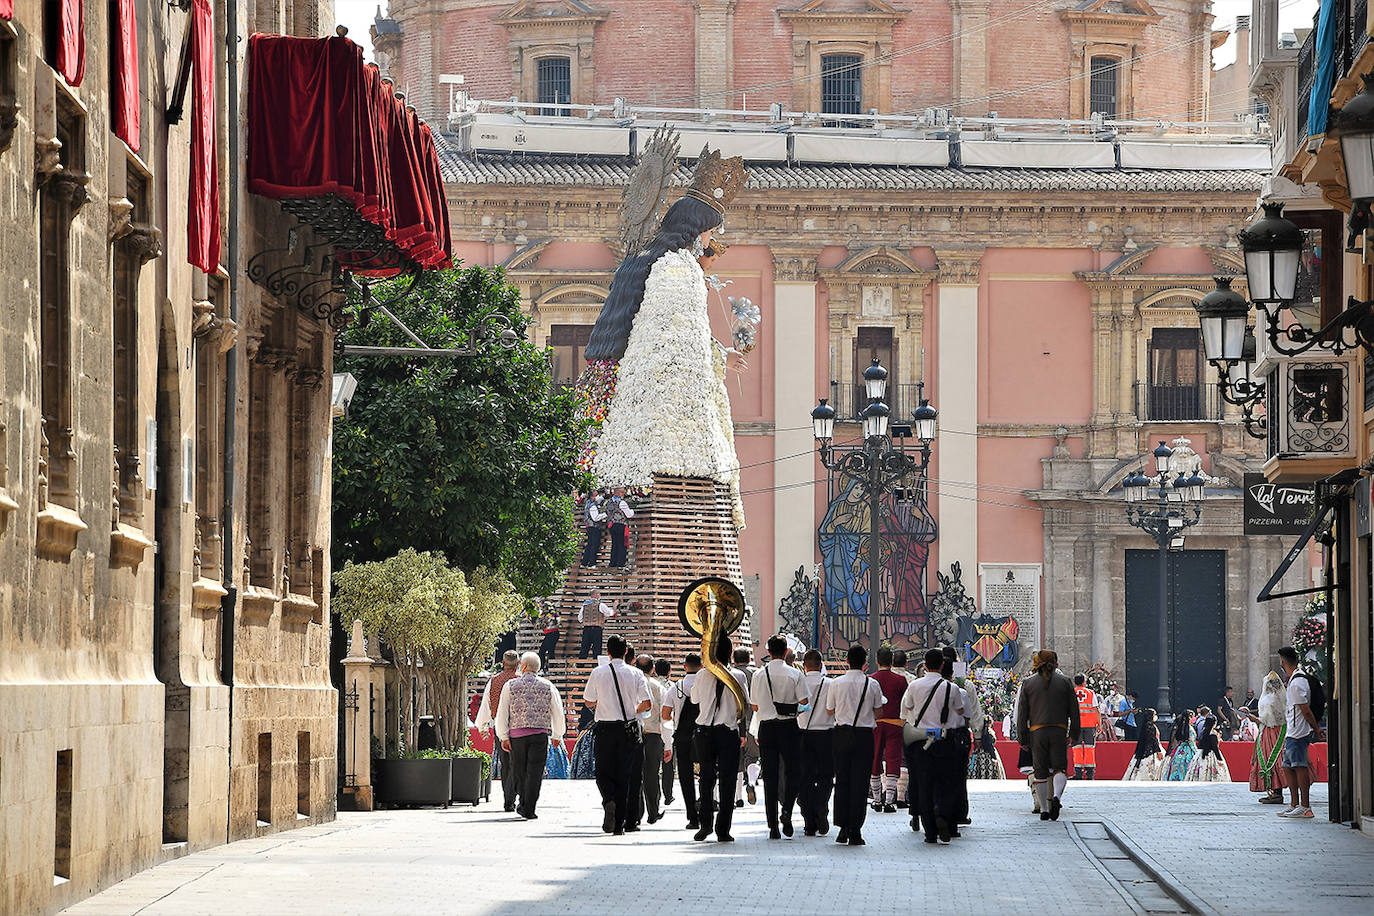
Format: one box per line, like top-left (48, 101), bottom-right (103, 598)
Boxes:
top-left (752, 635), bottom-right (806, 839)
top-left (690, 639), bottom-right (750, 843)
top-left (797, 649), bottom-right (835, 836)
top-left (633, 655), bottom-right (668, 826)
top-left (825, 644), bottom-right (886, 846)
top-left (1277, 645), bottom-right (1320, 818)
top-left (582, 636), bottom-right (652, 835)
top-left (662, 654), bottom-right (702, 829)
top-left (494, 652), bottom-right (566, 820)
top-left (653, 658), bottom-right (677, 806)
top-left (901, 648), bottom-right (967, 844)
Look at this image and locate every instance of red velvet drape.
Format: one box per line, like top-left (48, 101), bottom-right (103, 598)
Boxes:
top-left (246, 34), bottom-right (451, 272)
top-left (109, 0), bottom-right (139, 151)
top-left (52, 0), bottom-right (86, 85)
top-left (187, 0), bottom-right (220, 273)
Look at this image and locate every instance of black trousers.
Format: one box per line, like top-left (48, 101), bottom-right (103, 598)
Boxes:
top-left (831, 725), bottom-right (874, 836)
top-left (639, 732), bottom-right (664, 821)
top-left (694, 725), bottom-right (740, 836)
top-left (581, 525), bottom-right (603, 565)
top-left (578, 625), bottom-right (603, 659)
top-left (496, 743), bottom-right (517, 809)
top-left (538, 630), bottom-right (560, 665)
top-left (662, 746), bottom-right (676, 801)
top-left (758, 718), bottom-right (801, 829)
top-left (673, 736), bottom-right (698, 819)
top-left (594, 721), bottom-right (641, 830)
top-left (906, 739), bottom-right (961, 840)
top-left (950, 727), bottom-right (971, 822)
top-left (798, 728), bottom-right (834, 832)
top-left (609, 523), bottom-right (629, 567)
top-left (509, 733), bottom-right (548, 817)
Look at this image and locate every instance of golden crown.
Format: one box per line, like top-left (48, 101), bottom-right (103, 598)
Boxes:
top-left (683, 146), bottom-right (748, 214)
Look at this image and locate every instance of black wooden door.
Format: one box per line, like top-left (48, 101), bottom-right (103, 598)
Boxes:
top-left (1125, 549), bottom-right (1226, 713)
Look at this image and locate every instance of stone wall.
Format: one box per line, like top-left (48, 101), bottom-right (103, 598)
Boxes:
top-left (0, 0), bottom-right (340, 911)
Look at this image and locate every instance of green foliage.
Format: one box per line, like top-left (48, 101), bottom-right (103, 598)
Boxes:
top-left (398, 743), bottom-right (492, 781)
top-left (334, 266), bottom-right (590, 598)
top-left (453, 745), bottom-right (493, 782)
top-left (333, 550), bottom-right (523, 750)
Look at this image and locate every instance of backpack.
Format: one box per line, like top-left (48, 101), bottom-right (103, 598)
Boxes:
top-left (1295, 672), bottom-right (1326, 723)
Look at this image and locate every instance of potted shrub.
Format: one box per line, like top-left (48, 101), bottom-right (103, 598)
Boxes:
top-left (376, 750), bottom-right (452, 807)
top-left (450, 746), bottom-right (491, 805)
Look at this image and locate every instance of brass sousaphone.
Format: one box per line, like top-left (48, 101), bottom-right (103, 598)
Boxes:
top-left (678, 576), bottom-right (748, 719)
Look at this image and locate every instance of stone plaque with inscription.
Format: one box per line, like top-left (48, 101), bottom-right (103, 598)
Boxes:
top-left (861, 286), bottom-right (894, 318)
top-left (978, 563), bottom-right (1041, 656)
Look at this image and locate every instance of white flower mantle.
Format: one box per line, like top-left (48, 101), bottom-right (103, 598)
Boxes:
top-left (594, 249), bottom-right (745, 528)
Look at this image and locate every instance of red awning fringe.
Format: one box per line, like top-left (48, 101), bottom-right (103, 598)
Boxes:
top-left (246, 34), bottom-right (452, 272)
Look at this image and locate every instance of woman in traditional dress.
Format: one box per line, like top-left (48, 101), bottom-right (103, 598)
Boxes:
top-left (1246, 670), bottom-right (1304, 803)
top-left (545, 737), bottom-right (571, 780)
top-left (578, 151), bottom-right (749, 527)
top-left (1165, 710), bottom-right (1199, 780)
top-left (1124, 709), bottom-right (1166, 780)
top-left (1187, 706), bottom-right (1232, 782)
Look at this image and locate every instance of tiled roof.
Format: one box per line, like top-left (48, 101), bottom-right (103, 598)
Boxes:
top-left (435, 142), bottom-right (1267, 194)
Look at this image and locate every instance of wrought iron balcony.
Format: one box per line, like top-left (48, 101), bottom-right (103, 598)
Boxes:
top-left (1133, 382), bottom-right (1223, 422)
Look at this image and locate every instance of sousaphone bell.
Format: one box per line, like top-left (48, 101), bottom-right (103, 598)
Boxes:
top-left (678, 576), bottom-right (748, 719)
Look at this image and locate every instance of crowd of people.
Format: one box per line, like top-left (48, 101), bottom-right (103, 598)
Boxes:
top-left (472, 639), bottom-right (1328, 833)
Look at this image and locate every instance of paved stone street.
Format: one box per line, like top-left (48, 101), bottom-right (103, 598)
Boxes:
top-left (64, 780), bottom-right (1372, 915)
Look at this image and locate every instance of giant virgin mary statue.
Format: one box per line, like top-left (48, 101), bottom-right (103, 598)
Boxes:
top-left (576, 148), bottom-right (749, 528)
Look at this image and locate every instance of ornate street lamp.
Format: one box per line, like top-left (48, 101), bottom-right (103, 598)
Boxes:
top-left (1121, 437), bottom-right (1209, 715)
top-left (1195, 277), bottom-right (1249, 364)
top-left (812, 359), bottom-right (937, 670)
top-left (1238, 202), bottom-right (1303, 306)
top-left (1214, 327), bottom-right (1267, 439)
top-left (1330, 74), bottom-right (1374, 251)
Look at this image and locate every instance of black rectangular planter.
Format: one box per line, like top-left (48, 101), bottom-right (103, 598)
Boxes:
top-left (375, 758), bottom-right (452, 807)
top-left (450, 756), bottom-right (485, 805)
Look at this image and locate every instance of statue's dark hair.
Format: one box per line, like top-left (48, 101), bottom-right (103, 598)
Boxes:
top-left (585, 195), bottom-right (723, 361)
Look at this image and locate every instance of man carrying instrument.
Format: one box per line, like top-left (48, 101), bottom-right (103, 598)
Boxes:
top-left (825, 644), bottom-right (887, 847)
top-left (751, 634), bottom-right (806, 839)
top-left (583, 636), bottom-right (652, 835)
top-left (690, 636), bottom-right (750, 843)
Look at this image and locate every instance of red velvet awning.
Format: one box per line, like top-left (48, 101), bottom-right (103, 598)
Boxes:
top-left (246, 33), bottom-right (452, 273)
top-left (110, 0), bottom-right (139, 150)
top-left (51, 0), bottom-right (85, 85)
top-left (187, 0), bottom-right (220, 273)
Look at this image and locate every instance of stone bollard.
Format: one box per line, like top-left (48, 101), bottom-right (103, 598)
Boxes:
top-left (341, 619), bottom-right (376, 811)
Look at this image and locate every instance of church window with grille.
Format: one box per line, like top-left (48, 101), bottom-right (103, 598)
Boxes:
top-left (1089, 56), bottom-right (1118, 118)
top-left (537, 57), bottom-right (571, 116)
top-left (820, 54), bottom-right (862, 116)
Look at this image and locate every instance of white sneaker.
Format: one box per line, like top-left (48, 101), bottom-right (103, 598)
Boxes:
top-left (1277, 807), bottom-right (1301, 818)
top-left (1296, 807), bottom-right (1315, 819)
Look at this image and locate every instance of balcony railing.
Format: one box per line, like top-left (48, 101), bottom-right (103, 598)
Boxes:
top-left (1133, 382), bottom-right (1223, 422)
top-left (1296, 0), bottom-right (1366, 149)
top-left (829, 382), bottom-right (925, 423)
top-left (1298, 23), bottom-right (1315, 144)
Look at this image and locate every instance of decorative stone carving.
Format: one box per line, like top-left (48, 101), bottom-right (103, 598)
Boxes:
top-left (122, 223), bottom-right (163, 264)
top-left (108, 198), bottom-right (134, 242)
top-left (934, 249), bottom-right (983, 286)
top-left (772, 249), bottom-right (819, 282)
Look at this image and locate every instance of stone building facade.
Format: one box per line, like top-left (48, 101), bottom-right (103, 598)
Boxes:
top-left (0, 0), bottom-right (340, 911)
top-left (376, 0), bottom-right (1308, 708)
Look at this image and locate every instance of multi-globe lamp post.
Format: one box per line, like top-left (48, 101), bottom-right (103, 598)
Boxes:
top-left (811, 358), bottom-right (937, 670)
top-left (1121, 439), bottom-right (1210, 716)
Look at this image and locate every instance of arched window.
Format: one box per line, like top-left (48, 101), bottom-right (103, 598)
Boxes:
top-left (537, 56), bottom-right (571, 116)
top-left (820, 53), bottom-right (862, 116)
top-left (1089, 56), bottom-right (1118, 118)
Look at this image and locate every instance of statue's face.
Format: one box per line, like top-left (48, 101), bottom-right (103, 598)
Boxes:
top-left (699, 228), bottom-right (714, 249)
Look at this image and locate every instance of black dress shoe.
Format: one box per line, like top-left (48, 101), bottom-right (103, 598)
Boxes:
top-left (624, 825), bottom-right (641, 833)
top-left (848, 834), bottom-right (866, 846)
top-left (613, 828), bottom-right (625, 835)
top-left (735, 800), bottom-right (745, 808)
top-left (647, 812), bottom-right (662, 825)
top-left (769, 828), bottom-right (782, 839)
top-left (685, 821), bottom-right (700, 830)
top-left (882, 804), bottom-right (897, 814)
top-left (804, 828), bottom-right (817, 837)
top-left (1049, 797), bottom-right (1062, 821)
top-left (716, 833), bottom-right (734, 842)
top-left (504, 804), bottom-right (516, 813)
top-left (781, 818), bottom-right (794, 838)
top-left (1040, 811), bottom-right (1051, 821)
top-left (949, 830), bottom-right (961, 838)
top-left (923, 837), bottom-right (938, 844)
top-left (959, 816), bottom-right (972, 825)
top-left (693, 824), bottom-right (712, 841)
top-left (836, 829), bottom-right (850, 844)
top-left (896, 800), bottom-right (909, 809)
top-left (602, 803), bottom-right (616, 834)
top-left (935, 817), bottom-right (951, 843)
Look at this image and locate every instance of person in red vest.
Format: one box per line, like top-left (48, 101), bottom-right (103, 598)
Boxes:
top-left (1071, 674), bottom-right (1100, 780)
